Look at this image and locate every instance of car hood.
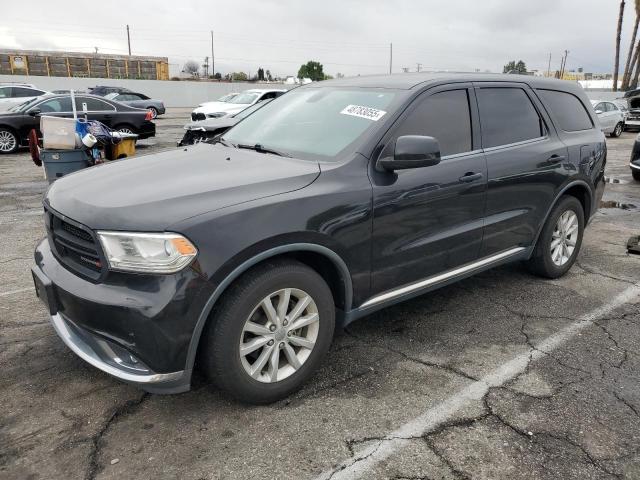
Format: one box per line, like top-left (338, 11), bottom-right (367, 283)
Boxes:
top-left (194, 102), bottom-right (248, 115)
top-left (45, 144), bottom-right (321, 231)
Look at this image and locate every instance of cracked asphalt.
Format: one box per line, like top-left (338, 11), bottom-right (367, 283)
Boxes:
top-left (1, 109), bottom-right (640, 480)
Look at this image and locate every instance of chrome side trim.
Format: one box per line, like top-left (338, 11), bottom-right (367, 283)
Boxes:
top-left (50, 313), bottom-right (184, 384)
top-left (630, 162), bottom-right (640, 170)
top-left (360, 247), bottom-right (526, 309)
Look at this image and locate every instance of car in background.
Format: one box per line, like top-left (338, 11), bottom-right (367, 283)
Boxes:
top-left (0, 94), bottom-right (155, 154)
top-left (191, 89), bottom-right (287, 121)
top-left (591, 100), bottom-right (625, 137)
top-left (178, 99), bottom-right (273, 146)
top-left (51, 89), bottom-right (86, 94)
top-left (0, 84), bottom-right (48, 112)
top-left (105, 92), bottom-right (166, 118)
top-left (88, 86), bottom-right (132, 96)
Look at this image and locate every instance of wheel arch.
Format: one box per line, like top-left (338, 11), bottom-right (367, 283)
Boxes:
top-left (184, 243), bottom-right (353, 375)
top-left (531, 179), bottom-right (593, 249)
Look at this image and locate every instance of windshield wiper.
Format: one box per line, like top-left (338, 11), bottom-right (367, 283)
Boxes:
top-left (215, 137), bottom-right (236, 148)
top-left (237, 143), bottom-right (290, 157)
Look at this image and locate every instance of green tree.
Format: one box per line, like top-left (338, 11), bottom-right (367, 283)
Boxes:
top-left (297, 60), bottom-right (325, 81)
top-left (503, 60), bottom-right (528, 74)
top-left (265, 69), bottom-right (273, 81)
top-left (231, 71), bottom-right (248, 81)
top-left (257, 67), bottom-right (265, 81)
top-left (214, 72), bottom-right (222, 80)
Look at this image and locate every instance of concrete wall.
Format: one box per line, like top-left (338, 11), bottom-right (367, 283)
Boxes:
top-left (0, 74), bottom-right (288, 108)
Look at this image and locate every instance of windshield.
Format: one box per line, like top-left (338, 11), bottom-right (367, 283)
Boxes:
top-left (233, 99), bottom-right (273, 119)
top-left (223, 87), bottom-right (399, 160)
top-left (228, 92), bottom-right (260, 104)
top-left (9, 97), bottom-right (41, 112)
top-left (218, 93), bottom-right (238, 102)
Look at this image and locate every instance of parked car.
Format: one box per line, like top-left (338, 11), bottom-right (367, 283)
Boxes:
top-left (178, 99), bottom-right (273, 146)
top-left (591, 100), bottom-right (625, 137)
top-left (0, 94), bottom-right (155, 154)
top-left (105, 92), bottom-right (166, 118)
top-left (0, 84), bottom-right (48, 112)
top-left (31, 74), bottom-right (605, 403)
top-left (191, 89), bottom-right (287, 121)
top-left (88, 86), bottom-right (132, 96)
top-left (629, 134), bottom-right (640, 181)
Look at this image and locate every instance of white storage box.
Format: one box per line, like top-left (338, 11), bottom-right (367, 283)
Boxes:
top-left (40, 116), bottom-right (77, 150)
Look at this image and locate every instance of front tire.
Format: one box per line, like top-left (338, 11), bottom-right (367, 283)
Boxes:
top-left (0, 128), bottom-right (19, 154)
top-left (611, 122), bottom-right (623, 137)
top-left (526, 196), bottom-right (584, 279)
top-left (632, 168), bottom-right (640, 182)
top-left (201, 260), bottom-right (335, 404)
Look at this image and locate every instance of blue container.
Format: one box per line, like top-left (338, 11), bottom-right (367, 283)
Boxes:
top-left (41, 149), bottom-right (92, 183)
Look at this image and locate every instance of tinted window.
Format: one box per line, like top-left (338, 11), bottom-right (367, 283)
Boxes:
top-left (75, 97), bottom-right (116, 111)
top-left (13, 87), bottom-right (43, 97)
top-left (537, 89), bottom-right (593, 132)
top-left (37, 97), bottom-right (72, 112)
top-left (476, 88), bottom-right (543, 148)
top-left (0, 87), bottom-right (7, 98)
top-left (393, 89), bottom-right (472, 156)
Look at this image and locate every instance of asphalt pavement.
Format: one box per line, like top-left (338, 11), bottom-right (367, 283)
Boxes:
top-left (1, 110), bottom-right (639, 480)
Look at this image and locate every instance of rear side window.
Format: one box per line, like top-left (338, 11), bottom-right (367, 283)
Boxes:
top-left (75, 97), bottom-right (116, 111)
top-left (476, 88), bottom-right (544, 148)
top-left (13, 87), bottom-right (43, 97)
top-left (393, 89), bottom-right (472, 156)
top-left (537, 89), bottom-right (593, 132)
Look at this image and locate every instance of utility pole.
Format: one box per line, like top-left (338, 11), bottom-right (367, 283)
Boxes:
top-left (211, 30), bottom-right (215, 77)
top-left (126, 25), bottom-right (131, 56)
top-left (416, 63), bottom-right (422, 73)
top-left (389, 43), bottom-right (393, 74)
top-left (547, 53), bottom-right (551, 77)
top-left (560, 50), bottom-right (569, 78)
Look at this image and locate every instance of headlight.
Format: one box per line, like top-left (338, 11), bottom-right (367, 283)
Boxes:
top-left (206, 112), bottom-right (226, 118)
top-left (97, 232), bottom-right (197, 274)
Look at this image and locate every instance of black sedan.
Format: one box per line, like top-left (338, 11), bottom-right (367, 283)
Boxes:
top-left (0, 94), bottom-right (155, 154)
top-left (105, 92), bottom-right (166, 118)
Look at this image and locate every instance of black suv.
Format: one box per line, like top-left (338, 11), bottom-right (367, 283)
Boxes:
top-left (32, 74), bottom-right (605, 403)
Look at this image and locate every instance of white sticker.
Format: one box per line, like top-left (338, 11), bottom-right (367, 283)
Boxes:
top-left (340, 104), bottom-right (386, 121)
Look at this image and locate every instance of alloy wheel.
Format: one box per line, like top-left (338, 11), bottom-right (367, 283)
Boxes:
top-left (118, 127), bottom-right (134, 135)
top-left (239, 288), bottom-right (319, 383)
top-left (0, 130), bottom-right (17, 152)
top-left (550, 210), bottom-right (578, 266)
top-left (615, 123), bottom-right (622, 136)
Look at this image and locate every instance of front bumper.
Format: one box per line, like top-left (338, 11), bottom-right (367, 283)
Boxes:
top-left (32, 238), bottom-right (211, 394)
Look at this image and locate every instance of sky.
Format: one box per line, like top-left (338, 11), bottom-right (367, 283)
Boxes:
top-left (0, 0), bottom-right (631, 78)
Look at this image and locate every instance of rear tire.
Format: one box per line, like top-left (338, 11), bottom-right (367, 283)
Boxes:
top-left (632, 169), bottom-right (640, 182)
top-left (147, 107), bottom-right (158, 119)
top-left (610, 122), bottom-right (623, 138)
top-left (113, 124), bottom-right (136, 135)
top-left (200, 260), bottom-right (335, 404)
top-left (0, 128), bottom-right (19, 154)
top-left (526, 196), bottom-right (584, 279)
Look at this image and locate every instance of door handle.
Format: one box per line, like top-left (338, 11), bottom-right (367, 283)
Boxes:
top-left (459, 172), bottom-right (483, 183)
top-left (103, 115), bottom-right (113, 119)
top-left (547, 154), bottom-right (565, 164)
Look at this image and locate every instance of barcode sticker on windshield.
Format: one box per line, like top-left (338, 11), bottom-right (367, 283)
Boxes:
top-left (340, 105), bottom-right (386, 121)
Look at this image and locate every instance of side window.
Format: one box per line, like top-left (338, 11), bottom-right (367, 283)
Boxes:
top-left (13, 87), bottom-right (41, 97)
top-left (37, 97), bottom-right (73, 112)
top-left (0, 87), bottom-right (7, 98)
top-left (606, 102), bottom-right (618, 112)
top-left (260, 92), bottom-right (277, 101)
top-left (476, 88), bottom-right (544, 148)
top-left (75, 97), bottom-right (116, 111)
top-left (391, 89), bottom-right (473, 157)
top-left (537, 90), bottom-right (593, 133)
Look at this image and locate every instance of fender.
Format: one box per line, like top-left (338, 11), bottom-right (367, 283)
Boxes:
top-left (530, 179), bottom-right (593, 251)
top-left (183, 243), bottom-right (353, 376)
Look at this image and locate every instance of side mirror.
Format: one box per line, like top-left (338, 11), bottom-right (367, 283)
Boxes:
top-left (378, 135), bottom-right (441, 171)
top-left (595, 110), bottom-right (603, 115)
top-left (28, 109), bottom-right (41, 116)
